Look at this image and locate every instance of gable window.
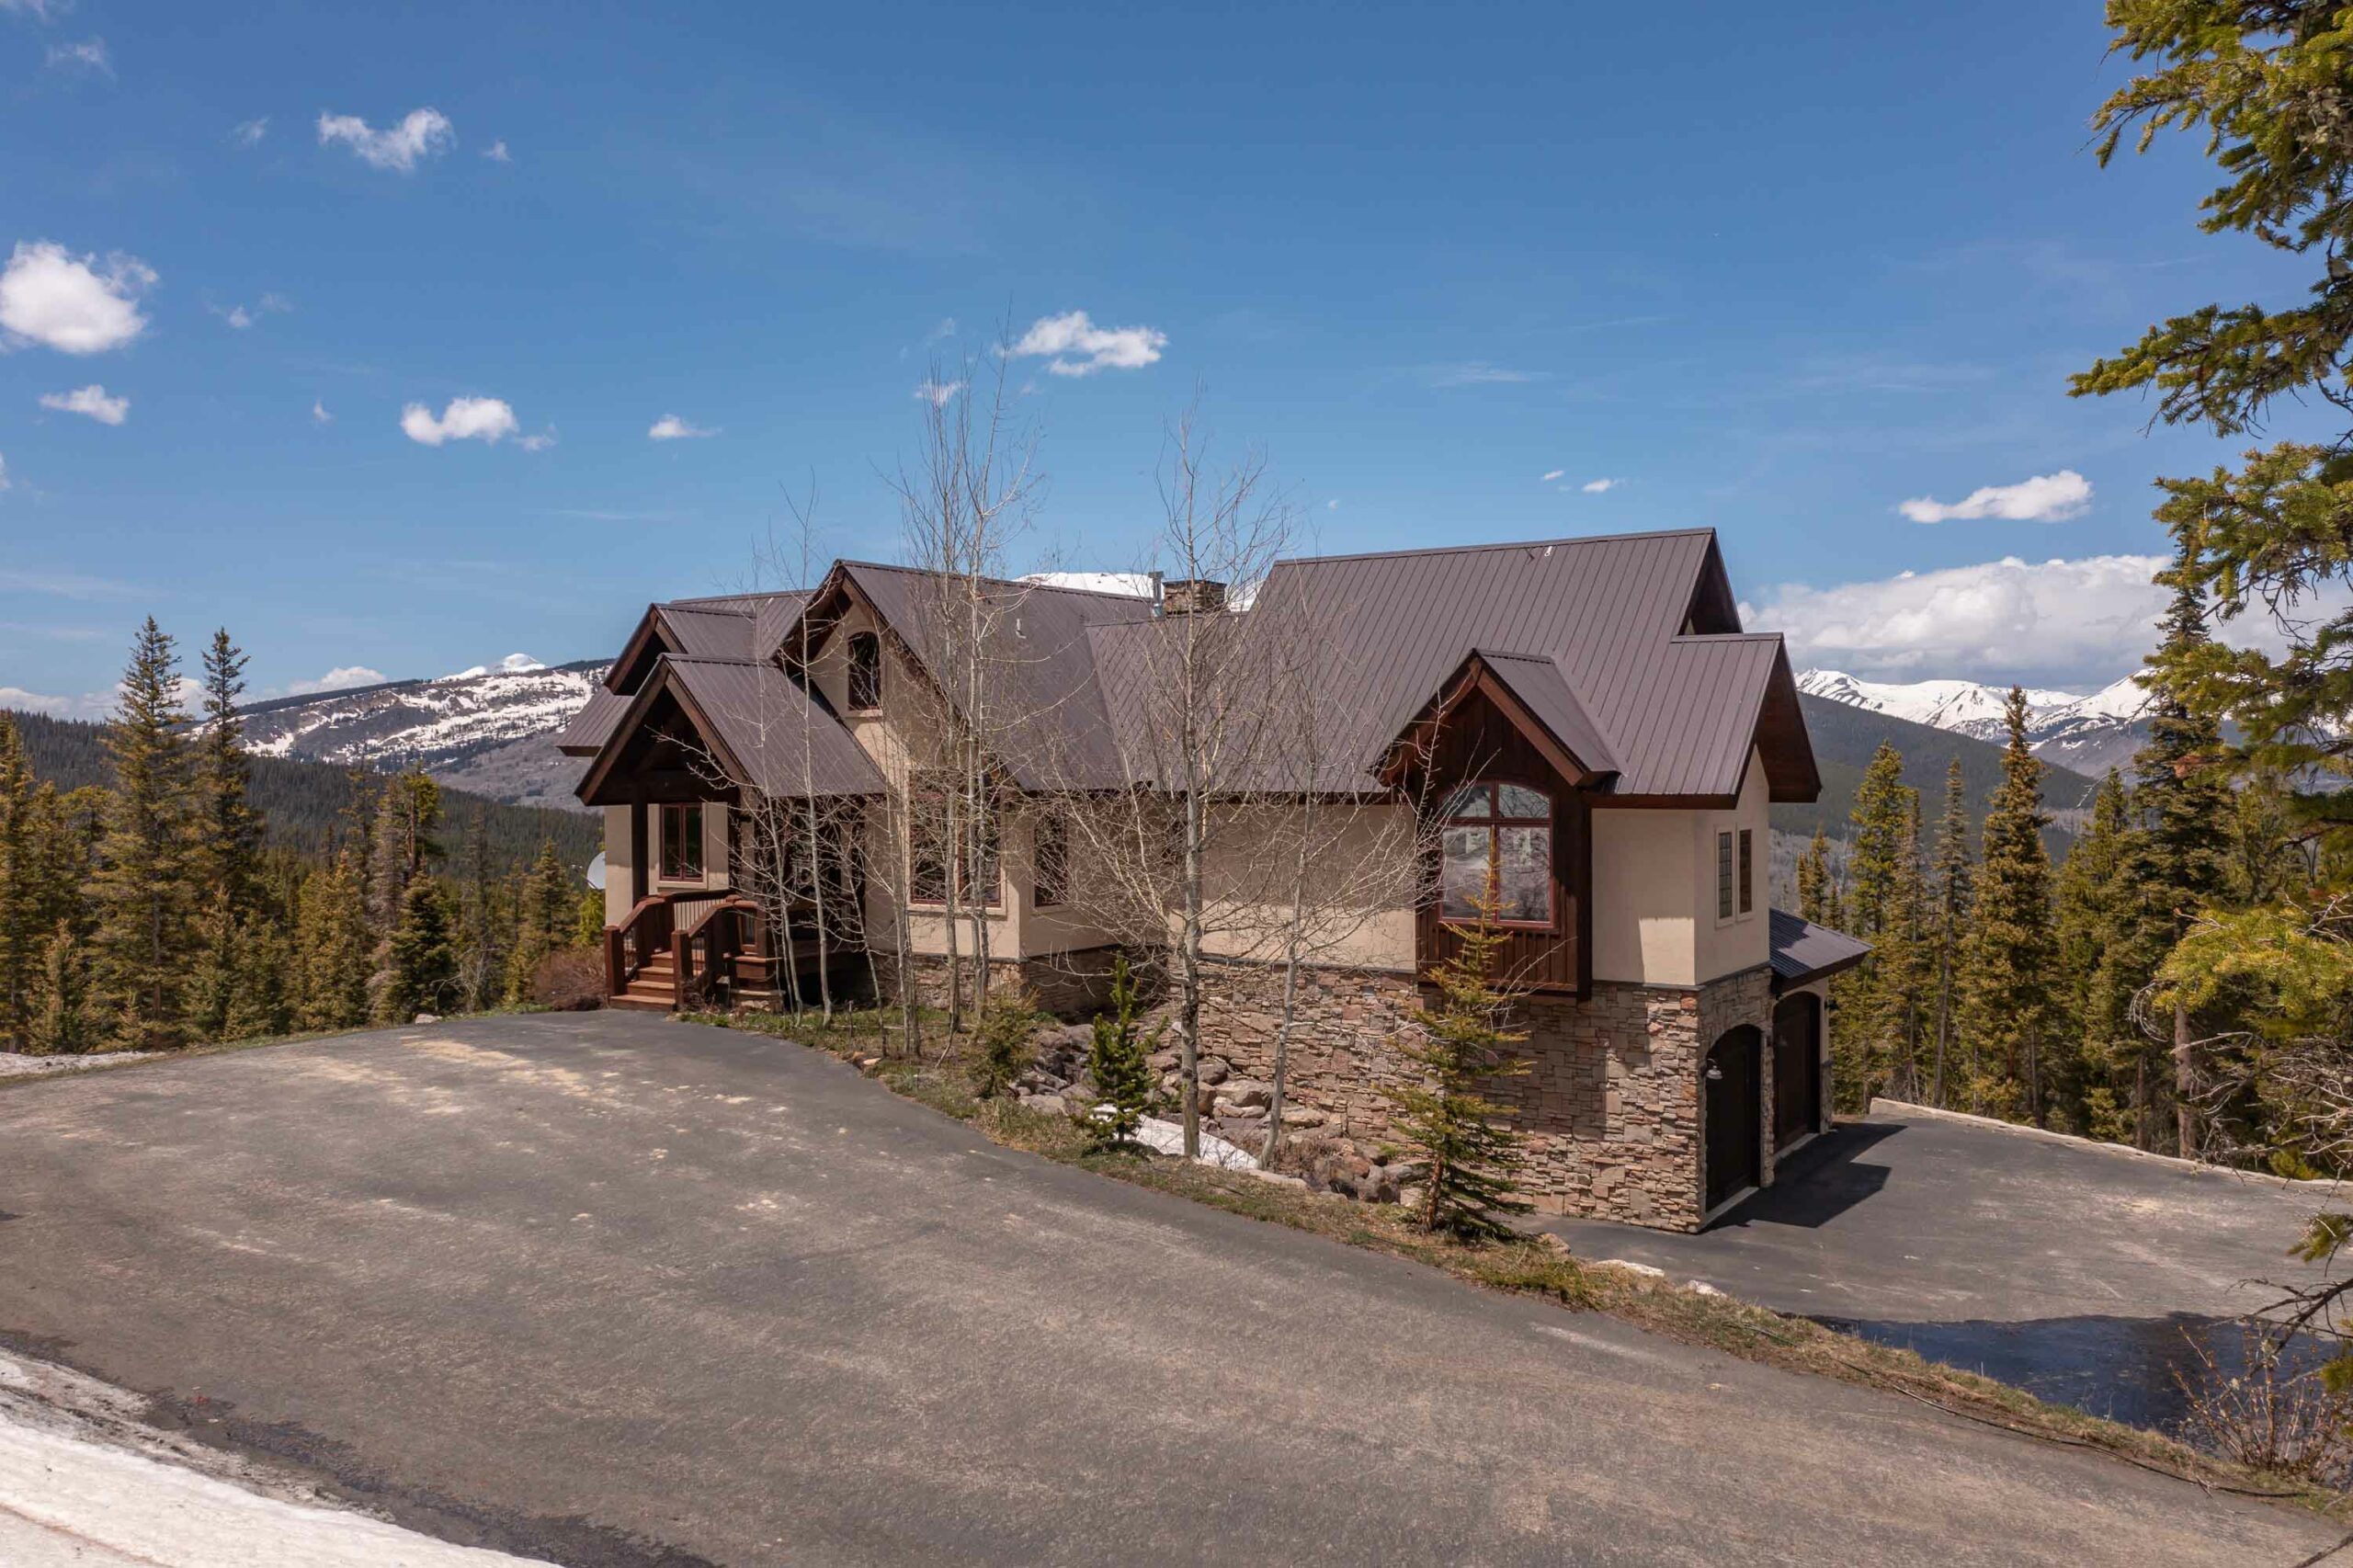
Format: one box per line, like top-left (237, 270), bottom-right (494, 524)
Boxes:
top-left (847, 631), bottom-right (882, 711)
top-left (661, 802), bottom-right (705, 882)
top-left (1438, 782), bottom-right (1551, 926)
top-left (1738, 827), bottom-right (1754, 915)
top-left (1034, 811), bottom-right (1069, 908)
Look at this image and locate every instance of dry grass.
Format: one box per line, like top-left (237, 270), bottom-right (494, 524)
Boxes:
top-left (689, 1007), bottom-right (2345, 1513)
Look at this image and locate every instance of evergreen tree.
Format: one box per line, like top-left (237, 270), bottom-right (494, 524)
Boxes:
top-left (184, 890), bottom-right (243, 1043)
top-left (28, 919), bottom-right (95, 1055)
top-left (365, 771), bottom-right (442, 1017)
top-left (574, 887), bottom-right (604, 949)
top-left (1927, 758), bottom-right (1973, 1108)
top-left (378, 878), bottom-right (458, 1023)
top-left (1796, 826), bottom-right (1835, 927)
top-left (1956, 689), bottom-right (2058, 1123)
top-left (1391, 880), bottom-right (1532, 1241)
top-left (2053, 771), bottom-right (2177, 1143)
top-left (1874, 792), bottom-right (1930, 1103)
top-left (503, 839), bottom-right (574, 1004)
top-left (1081, 956), bottom-right (1157, 1151)
top-left (190, 630), bottom-right (261, 921)
top-left (2134, 574), bottom-right (2236, 1154)
top-left (1834, 743), bottom-right (1914, 1106)
top-left (226, 915), bottom-right (293, 1040)
top-left (0, 716), bottom-right (40, 1049)
top-left (295, 852), bottom-right (370, 1030)
top-left (89, 619), bottom-right (195, 1049)
top-left (454, 817), bottom-right (506, 1012)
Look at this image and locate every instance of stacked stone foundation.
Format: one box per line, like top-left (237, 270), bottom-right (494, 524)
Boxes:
top-left (1188, 958), bottom-right (1783, 1233)
top-left (872, 948), bottom-right (1123, 1020)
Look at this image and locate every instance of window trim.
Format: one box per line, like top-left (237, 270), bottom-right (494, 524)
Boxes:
top-left (905, 778), bottom-right (1003, 911)
top-left (1737, 827), bottom-right (1754, 915)
top-left (1438, 778), bottom-right (1555, 931)
top-left (1033, 811), bottom-right (1069, 909)
top-left (1715, 829), bottom-right (1734, 923)
top-left (845, 631), bottom-right (883, 713)
top-left (659, 801), bottom-right (706, 884)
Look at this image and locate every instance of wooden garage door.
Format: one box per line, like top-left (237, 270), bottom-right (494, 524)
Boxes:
top-left (1774, 993), bottom-right (1822, 1147)
top-left (1705, 1026), bottom-right (1762, 1211)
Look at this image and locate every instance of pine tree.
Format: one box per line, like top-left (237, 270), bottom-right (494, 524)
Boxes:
top-left (1927, 758), bottom-right (1972, 1108)
top-left (1391, 880), bottom-right (1532, 1241)
top-left (295, 852), bottom-right (370, 1030)
top-left (184, 890), bottom-right (243, 1043)
top-left (1835, 743), bottom-right (1914, 1104)
top-left (378, 878), bottom-right (458, 1024)
top-left (90, 619), bottom-right (196, 1049)
top-left (2135, 573), bottom-right (2236, 1154)
top-left (1797, 826), bottom-right (1837, 928)
top-left (226, 915), bottom-right (293, 1040)
top-left (2052, 770), bottom-right (2174, 1142)
top-left (365, 771), bottom-right (442, 1017)
top-left (1875, 792), bottom-right (1930, 1103)
top-left (454, 818), bottom-right (506, 1012)
top-left (28, 919), bottom-right (95, 1055)
top-left (0, 716), bottom-right (40, 1049)
top-left (503, 839), bottom-right (574, 1004)
top-left (1957, 688), bottom-right (2057, 1124)
top-left (190, 630), bottom-right (261, 921)
top-left (1082, 956), bottom-right (1157, 1151)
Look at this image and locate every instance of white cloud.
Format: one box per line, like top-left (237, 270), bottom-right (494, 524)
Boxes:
top-left (647, 414), bottom-right (716, 440)
top-left (0, 453), bottom-right (9, 491)
top-left (1427, 362), bottom-right (1549, 387)
top-left (39, 383), bottom-right (126, 425)
top-left (1747, 553), bottom-right (2171, 686)
top-left (231, 116), bottom-right (267, 147)
top-left (401, 395), bottom-right (520, 446)
top-left (516, 429), bottom-right (556, 452)
top-left (482, 139), bottom-right (511, 163)
top-left (285, 665), bottom-right (384, 696)
top-left (311, 398), bottom-right (332, 425)
top-left (316, 108), bottom-right (454, 173)
top-left (0, 686), bottom-right (76, 718)
top-left (211, 293), bottom-right (287, 331)
top-left (1326, 498), bottom-right (1340, 510)
top-left (914, 379), bottom-right (963, 406)
top-left (1008, 310), bottom-right (1167, 377)
top-left (0, 241), bottom-right (153, 355)
top-left (1899, 469), bottom-right (2092, 525)
top-left (1581, 478), bottom-right (1621, 494)
top-left (1540, 469), bottom-right (1564, 483)
top-left (927, 316), bottom-right (957, 342)
top-left (44, 37), bottom-right (108, 75)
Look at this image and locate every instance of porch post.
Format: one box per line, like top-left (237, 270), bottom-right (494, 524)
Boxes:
top-left (630, 790), bottom-right (649, 904)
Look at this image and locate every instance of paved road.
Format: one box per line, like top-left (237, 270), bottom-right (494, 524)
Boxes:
top-left (0, 1017), bottom-right (2334, 1567)
top-left (1541, 1105), bottom-right (2342, 1428)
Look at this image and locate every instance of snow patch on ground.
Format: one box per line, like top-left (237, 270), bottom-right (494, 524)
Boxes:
top-left (0, 1353), bottom-right (549, 1566)
top-left (1134, 1115), bottom-right (1258, 1170)
top-left (0, 1051), bottom-right (156, 1081)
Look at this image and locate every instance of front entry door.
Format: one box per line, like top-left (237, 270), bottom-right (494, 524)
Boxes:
top-left (1705, 1026), bottom-right (1762, 1212)
top-left (1773, 993), bottom-right (1822, 1148)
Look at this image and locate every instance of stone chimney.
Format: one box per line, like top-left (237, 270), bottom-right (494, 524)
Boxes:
top-left (1160, 578), bottom-right (1227, 616)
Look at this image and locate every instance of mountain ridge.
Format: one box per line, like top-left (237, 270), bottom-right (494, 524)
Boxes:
top-left (1797, 667), bottom-right (2153, 778)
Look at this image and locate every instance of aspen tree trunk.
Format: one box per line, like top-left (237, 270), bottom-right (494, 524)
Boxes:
top-left (2173, 1001), bottom-right (2197, 1158)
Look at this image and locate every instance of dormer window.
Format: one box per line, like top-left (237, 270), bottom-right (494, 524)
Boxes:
top-left (847, 631), bottom-right (882, 711)
top-left (1438, 781), bottom-right (1552, 926)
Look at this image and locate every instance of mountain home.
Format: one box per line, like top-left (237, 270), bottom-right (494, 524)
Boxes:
top-left (559, 528), bottom-right (1867, 1232)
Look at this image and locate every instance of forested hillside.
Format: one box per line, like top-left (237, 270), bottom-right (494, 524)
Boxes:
top-left (1773, 693), bottom-right (2097, 849)
top-left (6, 708), bottom-right (596, 868)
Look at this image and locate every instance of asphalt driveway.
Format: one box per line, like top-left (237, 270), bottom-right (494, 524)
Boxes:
top-left (1541, 1104), bottom-right (2343, 1427)
top-left (0, 1018), bottom-right (2335, 1567)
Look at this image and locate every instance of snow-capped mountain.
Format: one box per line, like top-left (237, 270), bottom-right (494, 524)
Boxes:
top-left (1797, 668), bottom-right (2153, 776)
top-left (237, 658), bottom-right (607, 810)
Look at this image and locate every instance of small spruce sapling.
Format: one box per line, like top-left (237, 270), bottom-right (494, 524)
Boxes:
top-left (972, 986), bottom-right (1040, 1098)
top-left (1081, 956), bottom-right (1158, 1150)
top-left (1390, 871), bottom-right (1533, 1241)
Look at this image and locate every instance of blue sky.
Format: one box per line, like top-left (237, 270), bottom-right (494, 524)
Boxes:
top-left (0, 1), bottom-right (2323, 710)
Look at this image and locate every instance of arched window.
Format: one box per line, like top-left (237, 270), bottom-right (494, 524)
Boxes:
top-left (847, 631), bottom-right (882, 710)
top-left (1438, 782), bottom-right (1551, 926)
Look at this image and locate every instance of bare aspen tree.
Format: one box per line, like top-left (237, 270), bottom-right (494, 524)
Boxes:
top-left (888, 343), bottom-right (1044, 1034)
top-left (1051, 406), bottom-right (1294, 1159)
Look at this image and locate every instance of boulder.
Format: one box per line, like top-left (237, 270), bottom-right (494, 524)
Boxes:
top-left (1146, 1048), bottom-right (1181, 1074)
top-left (1017, 1092), bottom-right (1070, 1115)
top-left (1216, 1078), bottom-right (1272, 1111)
top-left (1279, 1105), bottom-right (1326, 1128)
top-left (1197, 1057), bottom-right (1232, 1087)
top-left (412, 1013), bottom-right (439, 1025)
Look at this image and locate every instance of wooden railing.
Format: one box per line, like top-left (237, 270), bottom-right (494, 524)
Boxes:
top-left (604, 888), bottom-right (859, 1010)
top-left (604, 893), bottom-right (676, 997)
top-left (676, 895), bottom-right (762, 1010)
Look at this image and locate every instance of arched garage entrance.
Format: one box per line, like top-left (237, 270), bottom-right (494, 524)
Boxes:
top-left (1704, 1026), bottom-right (1763, 1211)
top-left (1773, 991), bottom-right (1823, 1148)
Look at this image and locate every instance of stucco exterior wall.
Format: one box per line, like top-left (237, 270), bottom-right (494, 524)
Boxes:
top-left (1589, 806), bottom-right (1696, 986)
top-left (600, 800), bottom-right (732, 926)
top-left (1195, 803), bottom-right (1419, 972)
top-left (1691, 749), bottom-right (1771, 986)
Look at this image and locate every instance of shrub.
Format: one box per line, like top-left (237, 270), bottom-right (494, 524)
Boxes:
top-left (972, 986), bottom-right (1041, 1098)
top-left (530, 949), bottom-right (608, 1011)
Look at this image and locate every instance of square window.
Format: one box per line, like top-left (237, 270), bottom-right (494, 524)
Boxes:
top-left (661, 803), bottom-right (704, 881)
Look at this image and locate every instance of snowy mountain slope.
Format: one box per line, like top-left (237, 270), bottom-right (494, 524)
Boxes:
top-left (236, 657), bottom-right (607, 811)
top-left (1797, 668), bottom-right (2153, 777)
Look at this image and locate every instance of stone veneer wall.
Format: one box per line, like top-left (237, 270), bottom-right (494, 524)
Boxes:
top-left (873, 948), bottom-right (1123, 1019)
top-left (1189, 957), bottom-right (1786, 1233)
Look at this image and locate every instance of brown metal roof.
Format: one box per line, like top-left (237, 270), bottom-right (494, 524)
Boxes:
top-left (1769, 908), bottom-right (1870, 988)
top-left (1471, 650), bottom-right (1620, 778)
top-left (582, 527), bottom-right (1820, 808)
top-left (1243, 528), bottom-right (1817, 801)
top-left (553, 686), bottom-right (630, 756)
top-left (663, 656), bottom-right (883, 799)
